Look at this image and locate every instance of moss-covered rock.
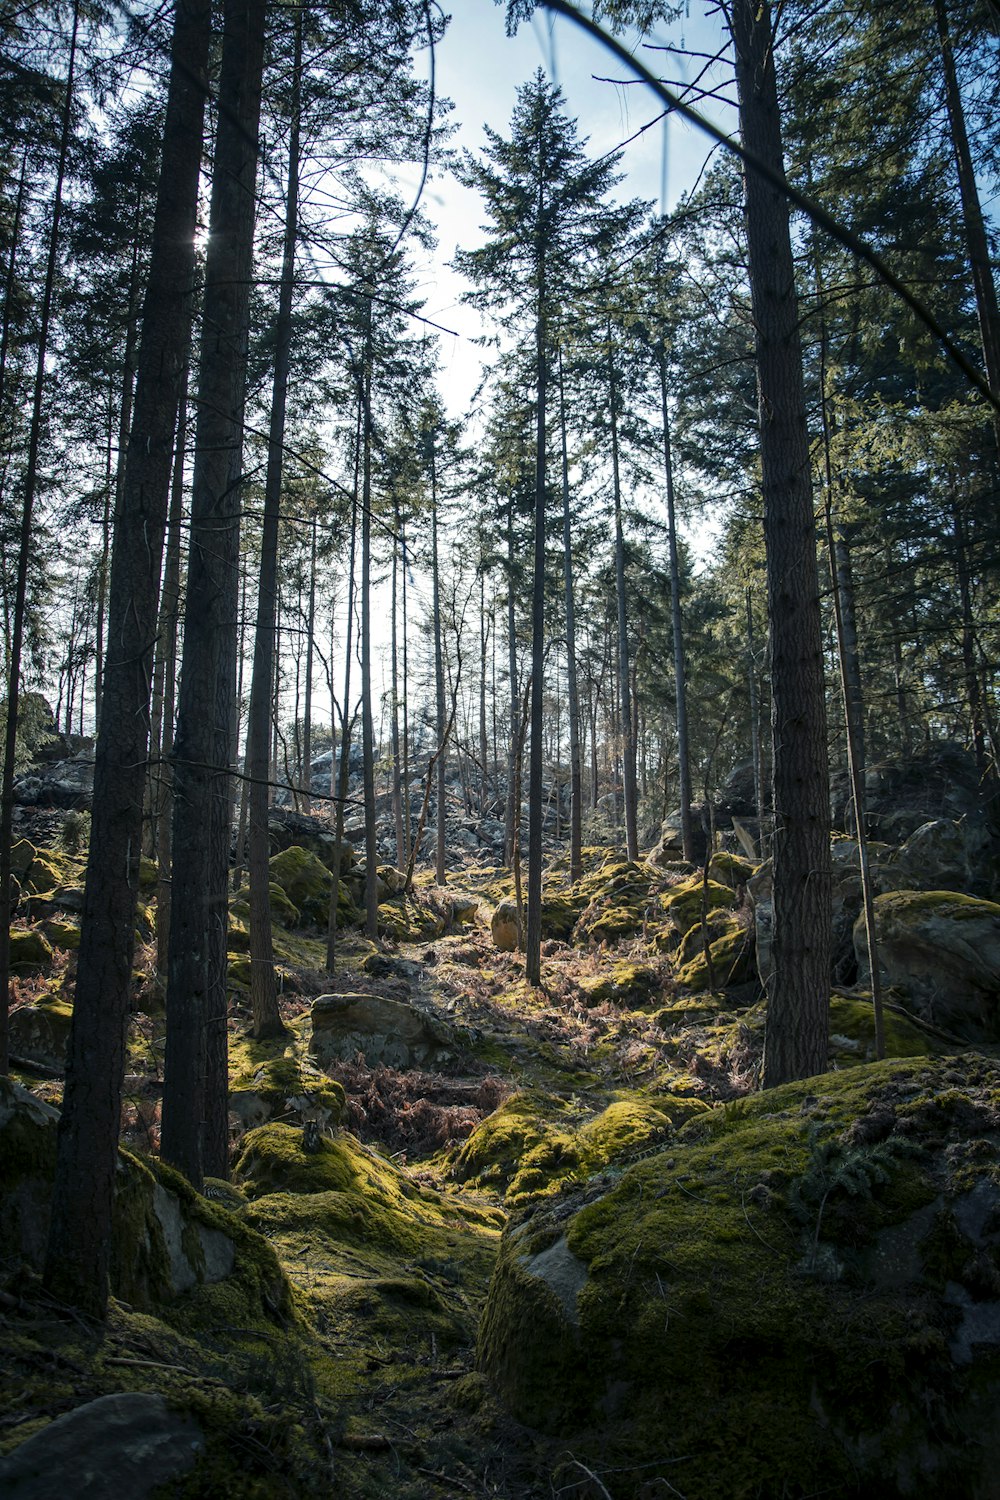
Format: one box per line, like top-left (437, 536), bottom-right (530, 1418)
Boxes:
top-left (0, 1077), bottom-right (290, 1324)
top-left (858, 889), bottom-right (1000, 1039)
top-left (41, 917), bottom-right (80, 951)
top-left (571, 861), bottom-right (656, 946)
top-left (229, 1054), bottom-right (346, 1135)
top-left (478, 1056), bottom-right (1000, 1497)
top-left (377, 890), bottom-right (444, 941)
top-left (9, 927), bottom-right (53, 970)
top-left (674, 915), bottom-right (755, 993)
top-left (268, 845), bottom-right (333, 927)
top-left (576, 960), bottom-right (662, 1007)
top-left (8, 997), bottom-right (72, 1071)
top-left (660, 875), bottom-right (738, 941)
top-left (828, 993), bottom-right (933, 1062)
top-left (309, 991), bottom-right (456, 1070)
top-left (707, 849), bottom-right (754, 886)
top-left (450, 1089), bottom-right (708, 1206)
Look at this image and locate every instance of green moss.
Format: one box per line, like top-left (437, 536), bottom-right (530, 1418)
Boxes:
top-left (829, 994), bottom-right (933, 1062)
top-left (40, 917), bottom-right (80, 951)
top-left (873, 888), bottom-right (1000, 920)
top-left (674, 919), bottom-right (755, 993)
top-left (660, 875), bottom-right (738, 939)
top-left (139, 855), bottom-right (158, 891)
top-left (571, 861), bottom-right (657, 946)
top-left (577, 960), bottom-right (662, 1008)
top-left (708, 850), bottom-right (754, 886)
top-left (9, 928), bottom-right (53, 969)
top-left (377, 891), bottom-right (443, 941)
top-left (479, 1058), bottom-right (1000, 1496)
top-left (450, 1089), bottom-right (708, 1207)
top-left (269, 846), bottom-right (333, 927)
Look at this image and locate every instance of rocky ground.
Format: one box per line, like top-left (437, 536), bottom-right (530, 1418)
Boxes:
top-left (3, 780), bottom-right (1000, 1497)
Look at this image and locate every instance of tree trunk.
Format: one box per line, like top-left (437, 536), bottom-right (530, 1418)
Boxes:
top-left (246, 1), bottom-right (301, 1040)
top-left (609, 330), bottom-right (638, 862)
top-left (526, 278), bottom-right (547, 986)
top-left (557, 348), bottom-right (583, 883)
top-left (731, 0), bottom-right (831, 1087)
top-left (325, 405), bottom-right (360, 971)
top-left (155, 381), bottom-right (187, 975)
top-left (44, 0), bottom-right (210, 1312)
top-left (429, 424), bottom-right (447, 884)
top-left (504, 501), bottom-right (518, 869)
top-left (302, 514), bottom-right (316, 814)
top-left (161, 0), bottom-right (266, 1189)
top-left (359, 303), bottom-right (378, 939)
top-left (658, 344), bottom-right (695, 861)
top-left (391, 494), bottom-right (405, 865)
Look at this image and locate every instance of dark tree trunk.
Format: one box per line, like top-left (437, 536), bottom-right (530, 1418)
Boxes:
top-left (731, 0), bottom-right (831, 1087)
top-left (557, 348), bottom-right (583, 883)
top-left (391, 495), bottom-right (405, 865)
top-left (302, 515), bottom-right (316, 814)
top-left (325, 405), bottom-right (360, 971)
top-left (43, 0), bottom-right (210, 1312)
top-left (526, 287), bottom-right (547, 987)
top-left (359, 305), bottom-right (378, 939)
top-left (161, 0), bottom-right (266, 1189)
top-left (609, 331), bottom-right (638, 862)
top-left (155, 382), bottom-right (187, 975)
top-left (658, 344), bottom-right (695, 861)
top-left (504, 502), bottom-right (518, 870)
top-left (246, 1), bottom-right (301, 1040)
top-left (429, 425), bottom-right (447, 884)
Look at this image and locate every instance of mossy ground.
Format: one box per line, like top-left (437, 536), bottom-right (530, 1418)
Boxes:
top-left (5, 825), bottom-right (997, 1497)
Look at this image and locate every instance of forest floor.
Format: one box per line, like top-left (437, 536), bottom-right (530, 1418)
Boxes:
top-left (1, 834), bottom-right (943, 1498)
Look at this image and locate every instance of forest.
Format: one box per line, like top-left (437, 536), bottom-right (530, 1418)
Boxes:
top-left (1, 0), bottom-right (999, 1495)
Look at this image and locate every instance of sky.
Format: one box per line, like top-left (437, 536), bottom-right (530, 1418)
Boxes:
top-left (402, 0), bottom-right (736, 418)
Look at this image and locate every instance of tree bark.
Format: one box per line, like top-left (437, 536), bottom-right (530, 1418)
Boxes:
top-left (155, 381), bottom-right (188, 975)
top-left (731, 0), bottom-right (831, 1087)
top-left (246, 1), bottom-right (301, 1040)
top-left (429, 421), bottom-right (447, 884)
top-left (658, 344), bottom-right (695, 860)
top-left (557, 348), bottom-right (583, 883)
top-left (44, 0), bottom-right (210, 1312)
top-left (609, 330), bottom-right (638, 862)
top-left (161, 0), bottom-right (266, 1188)
top-left (359, 302), bottom-right (378, 939)
top-left (526, 287), bottom-right (547, 986)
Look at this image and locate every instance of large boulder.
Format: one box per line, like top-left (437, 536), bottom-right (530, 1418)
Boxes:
top-left (856, 890), bottom-right (1000, 1039)
top-left (264, 807), bottom-right (354, 874)
top-left (8, 998), bottom-right (72, 1072)
top-left (0, 1077), bottom-right (289, 1318)
top-left (0, 1392), bottom-right (204, 1499)
top-left (309, 991), bottom-right (456, 1069)
top-left (490, 899), bottom-right (520, 951)
top-left (835, 741), bottom-right (988, 845)
top-left (478, 1056), bottom-right (1000, 1498)
top-left (649, 807), bottom-right (707, 867)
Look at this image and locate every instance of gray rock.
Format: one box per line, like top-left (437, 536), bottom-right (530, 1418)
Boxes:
top-left (309, 991), bottom-right (456, 1069)
top-left (8, 1001), bottom-right (71, 1072)
top-left (0, 1393), bottom-right (203, 1498)
top-left (855, 890), bottom-right (1000, 1039)
top-left (522, 1235), bottom-right (588, 1324)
